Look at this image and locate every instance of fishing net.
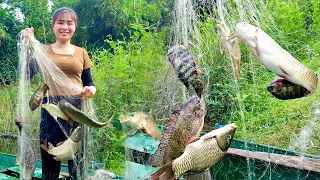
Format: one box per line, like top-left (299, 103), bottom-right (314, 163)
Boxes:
top-left (2, 0), bottom-right (319, 179)
top-left (124, 0), bottom-right (320, 179)
top-left (15, 32), bottom-right (99, 179)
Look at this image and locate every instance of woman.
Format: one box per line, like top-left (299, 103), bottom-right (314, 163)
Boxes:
top-left (23, 7), bottom-right (96, 180)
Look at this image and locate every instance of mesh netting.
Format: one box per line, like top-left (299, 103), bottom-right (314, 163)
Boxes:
top-left (124, 0), bottom-right (320, 179)
top-left (15, 32), bottom-right (99, 180)
top-left (1, 0), bottom-right (319, 179)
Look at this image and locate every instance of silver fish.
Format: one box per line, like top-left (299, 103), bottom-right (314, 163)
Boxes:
top-left (40, 126), bottom-right (82, 161)
top-left (42, 103), bottom-right (74, 126)
top-left (236, 22), bottom-right (318, 95)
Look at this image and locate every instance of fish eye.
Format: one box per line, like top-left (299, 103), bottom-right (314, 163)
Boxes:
top-left (228, 135), bottom-right (232, 140)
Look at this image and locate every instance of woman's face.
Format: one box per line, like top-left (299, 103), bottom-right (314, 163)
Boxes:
top-left (52, 13), bottom-right (76, 43)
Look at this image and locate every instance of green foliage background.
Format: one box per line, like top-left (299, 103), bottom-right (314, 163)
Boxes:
top-left (0, 0), bottom-right (319, 175)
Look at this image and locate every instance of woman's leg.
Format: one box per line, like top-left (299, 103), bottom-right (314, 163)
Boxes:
top-left (40, 105), bottom-right (63, 180)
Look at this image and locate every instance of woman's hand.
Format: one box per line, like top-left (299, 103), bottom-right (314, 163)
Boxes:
top-left (77, 86), bottom-right (96, 99)
top-left (22, 27), bottom-right (34, 38)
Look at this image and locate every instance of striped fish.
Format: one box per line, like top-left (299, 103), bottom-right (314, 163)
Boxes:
top-left (29, 83), bottom-right (49, 111)
top-left (267, 78), bottom-right (309, 100)
top-left (167, 45), bottom-right (204, 96)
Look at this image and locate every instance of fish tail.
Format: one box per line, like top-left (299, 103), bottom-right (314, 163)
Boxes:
top-left (151, 162), bottom-right (175, 180)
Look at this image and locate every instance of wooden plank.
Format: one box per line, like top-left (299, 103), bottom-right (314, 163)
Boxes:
top-left (227, 148), bottom-right (320, 173)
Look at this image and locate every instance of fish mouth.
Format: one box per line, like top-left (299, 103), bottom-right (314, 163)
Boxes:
top-left (266, 84), bottom-right (274, 92)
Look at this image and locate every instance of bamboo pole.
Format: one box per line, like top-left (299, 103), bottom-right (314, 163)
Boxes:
top-left (227, 148), bottom-right (320, 173)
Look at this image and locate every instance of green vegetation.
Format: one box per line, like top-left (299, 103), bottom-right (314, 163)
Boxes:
top-left (0, 0), bottom-right (319, 176)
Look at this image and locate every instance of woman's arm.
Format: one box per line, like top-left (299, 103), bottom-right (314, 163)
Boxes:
top-left (79, 68), bottom-right (96, 99)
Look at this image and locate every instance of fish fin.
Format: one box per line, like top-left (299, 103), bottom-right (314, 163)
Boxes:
top-left (193, 79), bottom-right (204, 97)
top-left (56, 142), bottom-right (64, 147)
top-left (67, 119), bottom-right (74, 127)
top-left (40, 144), bottom-right (48, 152)
top-left (201, 133), bottom-right (216, 141)
top-left (252, 46), bottom-right (260, 58)
top-left (127, 128), bottom-right (137, 135)
top-left (151, 162), bottom-right (175, 180)
top-left (279, 65), bottom-right (291, 77)
top-left (140, 128), bottom-right (148, 134)
top-left (219, 41), bottom-right (224, 54)
top-left (188, 136), bottom-right (200, 144)
top-left (227, 35), bottom-right (237, 43)
top-left (196, 68), bottom-right (204, 75)
top-left (48, 142), bottom-right (55, 149)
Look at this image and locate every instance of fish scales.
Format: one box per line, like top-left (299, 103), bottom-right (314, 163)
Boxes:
top-left (50, 138), bottom-right (81, 161)
top-left (59, 99), bottom-right (111, 128)
top-left (236, 22), bottom-right (318, 94)
top-left (42, 103), bottom-right (70, 121)
top-left (168, 45), bottom-right (204, 96)
top-left (172, 138), bottom-right (224, 178)
top-left (151, 123), bottom-right (237, 180)
top-left (29, 83), bottom-right (49, 111)
top-left (151, 95), bottom-right (206, 166)
top-left (217, 21), bottom-right (241, 78)
top-left (267, 78), bottom-right (309, 100)
top-left (151, 110), bottom-right (181, 167)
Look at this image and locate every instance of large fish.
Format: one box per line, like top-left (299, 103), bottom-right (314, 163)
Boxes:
top-left (151, 123), bottom-right (237, 180)
top-left (29, 83), bottom-right (49, 111)
top-left (40, 126), bottom-right (82, 161)
top-left (151, 94), bottom-right (206, 167)
top-left (119, 112), bottom-right (162, 140)
top-left (20, 139), bottom-right (37, 180)
top-left (58, 99), bottom-right (112, 128)
top-left (267, 78), bottom-right (309, 100)
top-left (167, 45), bottom-right (204, 96)
top-left (217, 21), bottom-right (241, 79)
top-left (236, 22), bottom-right (318, 95)
top-left (42, 103), bottom-right (74, 126)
